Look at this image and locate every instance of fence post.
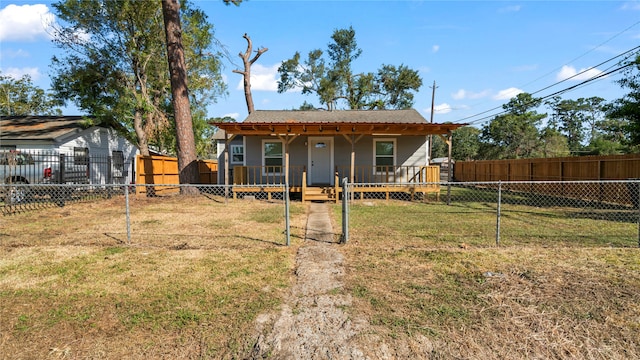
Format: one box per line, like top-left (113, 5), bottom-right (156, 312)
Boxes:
top-left (285, 182), bottom-right (290, 246)
top-left (496, 180), bottom-right (502, 247)
top-left (125, 184), bottom-right (131, 245)
top-left (59, 154), bottom-right (66, 184)
top-left (637, 179), bottom-right (639, 248)
top-left (341, 177), bottom-right (349, 244)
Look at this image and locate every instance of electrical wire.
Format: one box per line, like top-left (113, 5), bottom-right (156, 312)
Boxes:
top-left (451, 17), bottom-right (640, 126)
top-left (456, 46), bottom-right (639, 126)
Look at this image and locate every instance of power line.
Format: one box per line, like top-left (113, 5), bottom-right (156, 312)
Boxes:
top-left (518, 19), bottom-right (640, 90)
top-left (463, 60), bottom-right (636, 126)
top-left (456, 45), bottom-right (639, 126)
top-left (452, 18), bottom-right (640, 126)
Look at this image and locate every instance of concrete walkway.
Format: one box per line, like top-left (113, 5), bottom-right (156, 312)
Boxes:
top-left (252, 202), bottom-right (369, 359)
top-left (304, 201), bottom-right (338, 244)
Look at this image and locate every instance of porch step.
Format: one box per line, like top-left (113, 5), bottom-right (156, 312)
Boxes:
top-left (304, 186), bottom-right (337, 202)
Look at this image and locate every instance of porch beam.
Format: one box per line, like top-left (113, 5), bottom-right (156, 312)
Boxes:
top-left (224, 131), bottom-right (229, 199)
top-left (213, 122), bottom-right (466, 137)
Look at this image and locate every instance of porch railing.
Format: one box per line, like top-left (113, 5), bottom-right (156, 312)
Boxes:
top-left (335, 165), bottom-right (440, 184)
top-left (232, 165), bottom-right (305, 187)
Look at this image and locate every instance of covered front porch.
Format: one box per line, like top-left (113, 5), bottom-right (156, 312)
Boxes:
top-left (212, 110), bottom-right (466, 202)
top-left (229, 164), bottom-right (441, 202)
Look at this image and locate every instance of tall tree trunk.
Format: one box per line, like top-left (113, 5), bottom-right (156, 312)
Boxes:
top-left (161, 0), bottom-right (199, 191)
top-left (232, 33), bottom-right (268, 114)
top-left (133, 109), bottom-right (150, 156)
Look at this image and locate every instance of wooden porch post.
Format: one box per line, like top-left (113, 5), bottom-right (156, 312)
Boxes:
top-left (447, 130), bottom-right (453, 205)
top-left (224, 131), bottom-right (229, 201)
top-left (350, 134), bottom-right (355, 185)
top-left (285, 138), bottom-right (290, 186)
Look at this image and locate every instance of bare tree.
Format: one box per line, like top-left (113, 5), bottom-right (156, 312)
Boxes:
top-left (233, 34), bottom-right (268, 114)
top-left (161, 0), bottom-right (199, 189)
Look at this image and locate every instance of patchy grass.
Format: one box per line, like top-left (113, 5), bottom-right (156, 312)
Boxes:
top-left (3, 190), bottom-right (639, 359)
top-left (335, 199), bottom-right (640, 359)
top-left (0, 194), bottom-right (307, 359)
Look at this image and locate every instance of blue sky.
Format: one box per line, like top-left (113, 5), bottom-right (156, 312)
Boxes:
top-left (1, 0), bottom-right (640, 127)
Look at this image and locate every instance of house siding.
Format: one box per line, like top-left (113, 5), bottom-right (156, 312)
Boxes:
top-left (2, 126), bottom-right (138, 185)
top-left (218, 134), bottom-right (428, 184)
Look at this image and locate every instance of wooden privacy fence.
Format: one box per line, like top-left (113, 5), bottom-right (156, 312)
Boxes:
top-left (455, 154), bottom-right (640, 182)
top-left (454, 154), bottom-right (640, 207)
top-left (135, 155), bottom-right (218, 195)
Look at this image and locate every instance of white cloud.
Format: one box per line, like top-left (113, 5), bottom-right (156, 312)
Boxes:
top-left (236, 63), bottom-right (279, 92)
top-left (620, 1), bottom-right (640, 11)
top-left (434, 103), bottom-right (452, 114)
top-left (223, 112), bottom-right (240, 120)
top-left (432, 45), bottom-right (440, 53)
top-left (556, 65), bottom-right (605, 82)
top-left (452, 89), bottom-right (466, 100)
top-left (1, 48), bottom-right (30, 58)
top-left (2, 67), bottom-right (41, 81)
top-left (452, 89), bottom-right (491, 100)
top-left (499, 5), bottom-right (522, 13)
top-left (425, 103), bottom-right (452, 115)
top-left (511, 64), bottom-right (538, 72)
top-left (493, 87), bottom-right (523, 100)
top-left (0, 4), bottom-right (55, 42)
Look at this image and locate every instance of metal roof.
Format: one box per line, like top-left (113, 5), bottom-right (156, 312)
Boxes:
top-left (213, 109), bottom-right (466, 137)
top-left (0, 116), bottom-right (94, 142)
top-left (245, 109), bottom-right (429, 124)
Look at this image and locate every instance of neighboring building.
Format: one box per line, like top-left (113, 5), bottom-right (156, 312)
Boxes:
top-left (0, 116), bottom-right (139, 184)
top-left (430, 157), bottom-right (455, 181)
top-left (213, 109), bottom-right (465, 201)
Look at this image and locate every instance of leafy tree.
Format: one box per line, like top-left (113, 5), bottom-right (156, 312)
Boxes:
top-left (585, 115), bottom-right (629, 155)
top-left (162, 0), bottom-right (199, 187)
top-left (451, 126), bottom-right (481, 160)
top-left (430, 135), bottom-right (447, 159)
top-left (297, 101), bottom-right (318, 110)
top-left (430, 126), bottom-right (480, 161)
top-left (277, 27), bottom-right (422, 110)
top-left (607, 51), bottom-right (640, 148)
top-left (583, 96), bottom-right (607, 143)
top-left (0, 73), bottom-right (61, 116)
top-left (50, 0), bottom-right (226, 157)
top-left (479, 93), bottom-right (546, 159)
top-left (545, 97), bottom-right (588, 154)
top-left (537, 127), bottom-right (570, 158)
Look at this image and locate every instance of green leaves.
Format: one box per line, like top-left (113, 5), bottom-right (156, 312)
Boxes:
top-left (277, 27), bottom-right (422, 110)
top-left (50, 0), bottom-right (226, 157)
top-left (0, 73), bottom-right (62, 116)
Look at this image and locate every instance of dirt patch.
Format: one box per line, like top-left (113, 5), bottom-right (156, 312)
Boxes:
top-left (250, 203), bottom-right (434, 359)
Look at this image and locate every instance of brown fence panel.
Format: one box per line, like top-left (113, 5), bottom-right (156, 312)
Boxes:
top-left (455, 154), bottom-right (640, 207)
top-left (198, 159), bottom-right (218, 184)
top-left (136, 155), bottom-right (218, 195)
top-left (456, 154), bottom-right (640, 182)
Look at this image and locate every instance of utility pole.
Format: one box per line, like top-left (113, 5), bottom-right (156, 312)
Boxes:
top-left (429, 80), bottom-right (438, 165)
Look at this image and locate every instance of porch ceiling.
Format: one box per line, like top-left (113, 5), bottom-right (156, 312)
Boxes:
top-left (212, 121), bottom-right (466, 136)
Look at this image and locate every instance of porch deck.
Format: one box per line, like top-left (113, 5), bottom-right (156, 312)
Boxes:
top-left (230, 165), bottom-right (441, 202)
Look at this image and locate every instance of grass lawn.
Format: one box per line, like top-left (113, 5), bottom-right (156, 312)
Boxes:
top-left (0, 195), bottom-right (307, 359)
top-left (2, 191), bottom-right (639, 359)
top-left (334, 199), bottom-right (640, 359)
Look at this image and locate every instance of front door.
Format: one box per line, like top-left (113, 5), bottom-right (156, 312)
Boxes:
top-left (308, 137), bottom-right (334, 185)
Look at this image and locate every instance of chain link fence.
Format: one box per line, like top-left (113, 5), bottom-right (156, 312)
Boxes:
top-left (341, 180), bottom-right (640, 247)
top-left (4, 180), bottom-right (639, 248)
top-left (2, 183), bottom-right (295, 248)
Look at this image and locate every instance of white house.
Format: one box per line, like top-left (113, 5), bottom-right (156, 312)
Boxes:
top-left (0, 116), bottom-right (139, 184)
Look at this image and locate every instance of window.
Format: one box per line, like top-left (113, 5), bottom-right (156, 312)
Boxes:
top-left (112, 151), bottom-right (125, 177)
top-left (230, 144), bottom-right (244, 164)
top-left (74, 147), bottom-right (89, 165)
top-left (262, 140), bottom-right (283, 174)
top-left (374, 139), bottom-right (396, 173)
